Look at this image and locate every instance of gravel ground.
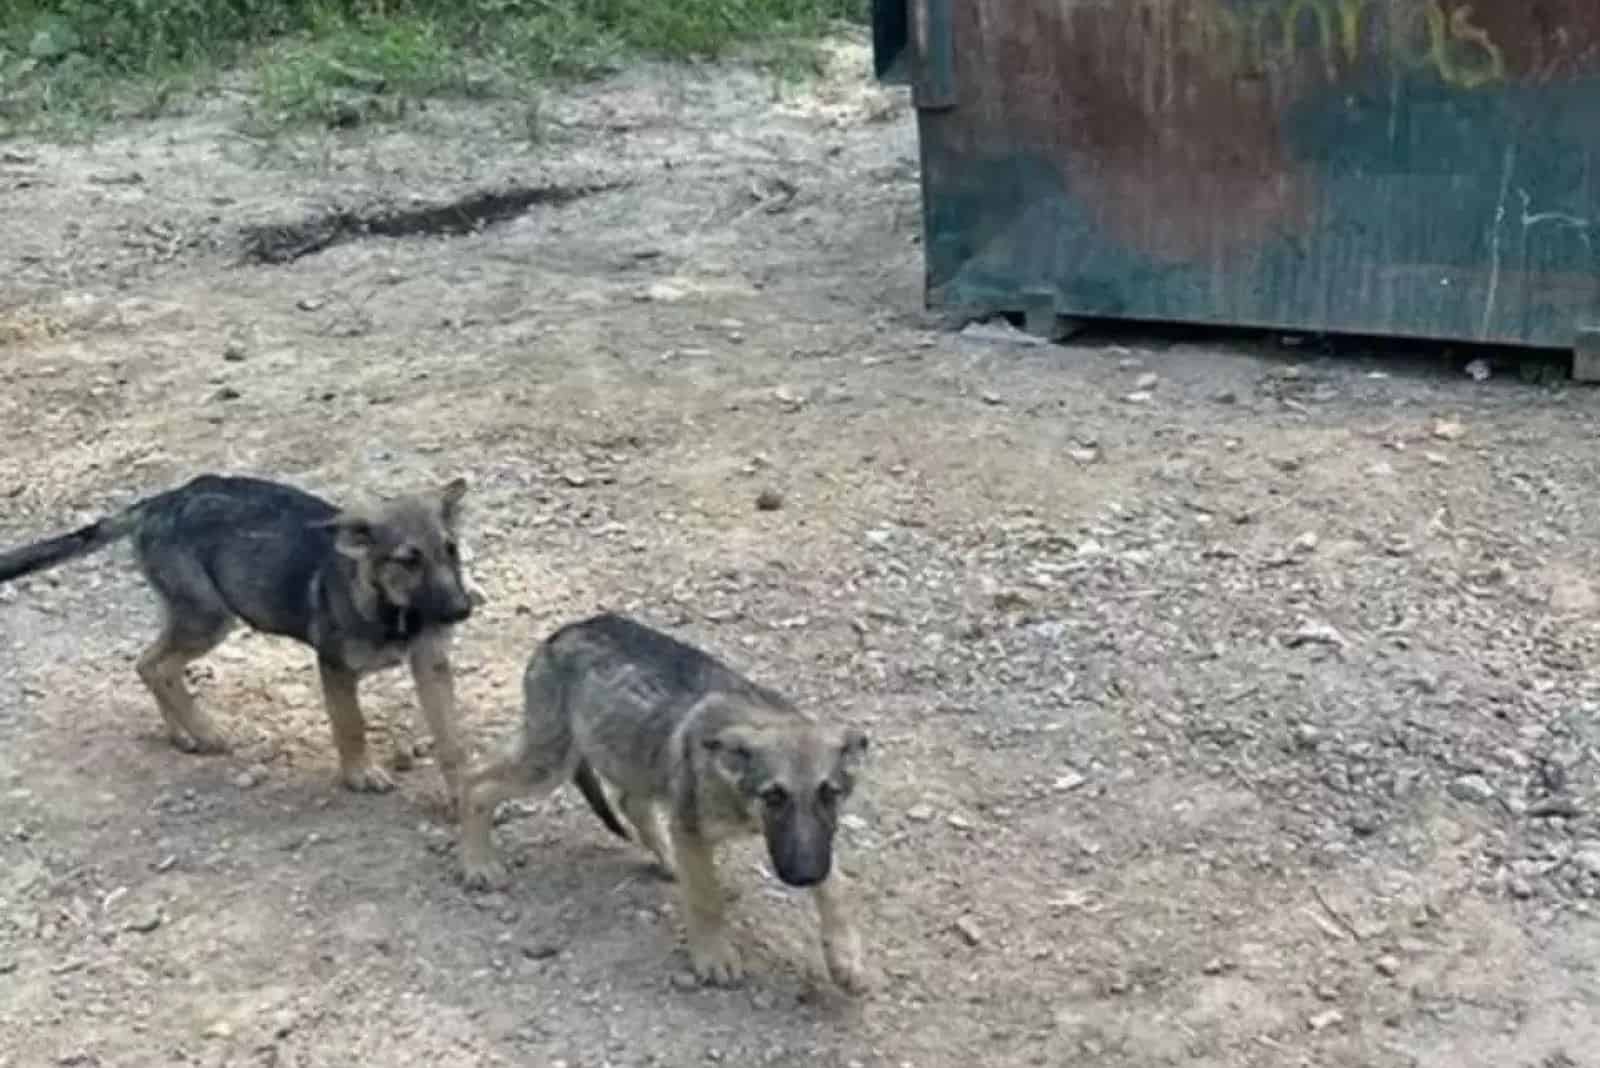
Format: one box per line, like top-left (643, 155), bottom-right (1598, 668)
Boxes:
top-left (1, 34), bottom-right (1598, 1068)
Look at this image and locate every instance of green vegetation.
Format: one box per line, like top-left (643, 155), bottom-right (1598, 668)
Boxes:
top-left (0, 0), bottom-right (867, 135)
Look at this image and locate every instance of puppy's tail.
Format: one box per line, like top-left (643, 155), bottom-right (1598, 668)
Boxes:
top-left (572, 760), bottom-right (631, 841)
top-left (0, 501), bottom-right (148, 584)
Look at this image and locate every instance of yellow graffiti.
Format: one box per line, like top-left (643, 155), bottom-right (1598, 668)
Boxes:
top-left (1191, 0), bottom-right (1505, 89)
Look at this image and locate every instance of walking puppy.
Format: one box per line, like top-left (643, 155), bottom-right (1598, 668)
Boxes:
top-left (458, 612), bottom-right (871, 992)
top-left (0, 473), bottom-right (476, 804)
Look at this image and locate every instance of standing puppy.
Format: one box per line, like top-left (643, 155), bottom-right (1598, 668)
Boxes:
top-left (0, 474), bottom-right (476, 805)
top-left (458, 611), bottom-right (871, 992)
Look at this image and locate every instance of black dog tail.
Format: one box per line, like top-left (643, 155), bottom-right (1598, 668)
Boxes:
top-left (572, 760), bottom-right (632, 841)
top-left (0, 503), bottom-right (146, 584)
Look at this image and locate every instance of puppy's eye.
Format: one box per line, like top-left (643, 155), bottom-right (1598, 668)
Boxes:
top-left (817, 781), bottom-right (841, 805)
top-left (444, 539), bottom-right (460, 561)
top-left (761, 785), bottom-right (790, 808)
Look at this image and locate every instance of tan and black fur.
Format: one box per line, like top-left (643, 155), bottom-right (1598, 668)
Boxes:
top-left (0, 473), bottom-right (480, 805)
top-left (458, 611), bottom-right (871, 992)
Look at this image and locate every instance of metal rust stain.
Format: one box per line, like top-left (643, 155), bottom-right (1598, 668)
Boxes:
top-left (931, 0), bottom-right (1600, 265)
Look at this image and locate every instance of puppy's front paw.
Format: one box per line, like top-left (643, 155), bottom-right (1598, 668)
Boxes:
top-left (688, 932), bottom-right (744, 987)
top-left (460, 856), bottom-right (511, 893)
top-left (340, 760), bottom-right (396, 794)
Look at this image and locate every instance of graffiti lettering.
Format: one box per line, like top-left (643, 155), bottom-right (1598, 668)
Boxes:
top-left (1193, 0), bottom-right (1505, 89)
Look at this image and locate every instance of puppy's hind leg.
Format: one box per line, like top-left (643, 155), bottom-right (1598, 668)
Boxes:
top-left (617, 791), bottom-right (675, 880)
top-left (458, 728), bottom-right (576, 893)
top-left (135, 604), bottom-right (233, 755)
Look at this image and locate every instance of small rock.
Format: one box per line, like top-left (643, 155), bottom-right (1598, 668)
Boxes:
top-left (772, 386), bottom-right (805, 411)
top-left (1528, 797), bottom-right (1580, 819)
top-left (906, 804), bottom-right (935, 823)
top-left (296, 297), bottom-right (325, 312)
top-left (1507, 875), bottom-right (1535, 900)
top-left (1307, 1009), bottom-right (1344, 1032)
top-left (153, 855), bottom-right (178, 873)
top-left (521, 941), bottom-right (561, 961)
top-left (233, 765), bottom-right (266, 790)
top-left (1464, 358), bottom-right (1491, 382)
top-left (754, 489), bottom-right (784, 512)
top-left (1292, 531), bottom-right (1319, 554)
top-left (559, 472), bottom-right (589, 487)
top-left (1123, 390), bottom-right (1153, 404)
top-left (222, 341), bottom-right (247, 362)
top-left (952, 917), bottom-right (984, 947)
top-left (1201, 958), bottom-right (1227, 975)
top-left (1053, 772), bottom-right (1088, 793)
top-left (1213, 390), bottom-right (1238, 404)
top-left (0, 956), bottom-right (16, 975)
top-left (840, 813), bottom-right (869, 834)
top-left (1424, 452), bottom-right (1450, 467)
top-left (980, 390), bottom-right (1004, 406)
top-left (1134, 372), bottom-right (1159, 391)
top-left (946, 813), bottom-right (974, 831)
top-left (202, 1020), bottom-right (234, 1040)
top-left (1374, 955), bottom-right (1401, 977)
top-left (671, 971), bottom-right (699, 990)
top-left (640, 282), bottom-right (686, 303)
top-left (1284, 620), bottom-right (1347, 649)
top-left (1431, 419), bottom-right (1466, 442)
top-left (125, 910), bottom-right (163, 934)
top-left (1348, 811), bottom-right (1381, 837)
top-left (212, 386), bottom-right (241, 402)
top-left (1448, 774), bottom-right (1496, 805)
top-left (1572, 849), bottom-right (1600, 877)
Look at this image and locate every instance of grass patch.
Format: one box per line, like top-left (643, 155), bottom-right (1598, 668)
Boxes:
top-left (0, 0), bottom-right (867, 136)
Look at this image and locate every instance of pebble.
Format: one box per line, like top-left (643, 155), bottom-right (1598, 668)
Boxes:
top-left (1431, 419), bottom-right (1466, 441)
top-left (1307, 1009), bottom-right (1344, 1032)
top-left (1124, 390), bottom-right (1153, 404)
top-left (522, 941), bottom-right (561, 961)
top-left (1374, 955), bottom-right (1401, 977)
top-left (754, 489), bottom-right (784, 512)
top-left (952, 917), bottom-right (984, 947)
top-left (125, 910), bottom-right (163, 934)
top-left (1448, 774), bottom-right (1496, 805)
top-left (946, 813), bottom-right (973, 831)
top-left (233, 766), bottom-right (266, 790)
top-left (1292, 531), bottom-right (1319, 554)
top-left (1053, 772), bottom-right (1088, 793)
top-left (1134, 372), bottom-right (1158, 390)
top-left (906, 804), bottom-right (935, 823)
top-left (222, 340), bottom-right (247, 362)
top-left (1572, 849), bottom-right (1600, 877)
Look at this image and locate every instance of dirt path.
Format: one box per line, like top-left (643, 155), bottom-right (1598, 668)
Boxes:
top-left (2, 34), bottom-right (1598, 1068)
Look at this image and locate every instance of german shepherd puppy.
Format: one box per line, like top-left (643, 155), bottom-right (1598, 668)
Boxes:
top-left (457, 612), bottom-right (871, 992)
top-left (0, 473), bottom-right (476, 804)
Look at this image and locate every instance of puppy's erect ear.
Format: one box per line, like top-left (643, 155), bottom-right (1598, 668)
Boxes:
top-left (702, 726), bottom-right (757, 785)
top-left (835, 727), bottom-right (869, 776)
top-left (327, 513), bottom-right (379, 560)
top-left (438, 477), bottom-right (468, 527)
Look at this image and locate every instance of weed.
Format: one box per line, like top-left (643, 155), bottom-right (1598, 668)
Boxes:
top-left (0, 0), bottom-right (868, 136)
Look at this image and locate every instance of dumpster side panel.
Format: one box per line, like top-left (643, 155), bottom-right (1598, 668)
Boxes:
top-left (916, 0), bottom-right (1600, 347)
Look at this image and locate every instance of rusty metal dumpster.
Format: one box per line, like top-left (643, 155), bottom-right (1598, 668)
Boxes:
top-left (874, 0), bottom-right (1600, 372)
